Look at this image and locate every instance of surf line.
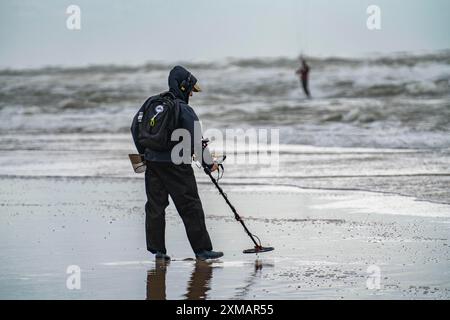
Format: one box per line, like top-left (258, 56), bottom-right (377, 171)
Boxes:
top-left (176, 304), bottom-right (210, 317)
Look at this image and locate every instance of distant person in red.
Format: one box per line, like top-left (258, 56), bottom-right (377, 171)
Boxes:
top-left (296, 58), bottom-right (311, 98)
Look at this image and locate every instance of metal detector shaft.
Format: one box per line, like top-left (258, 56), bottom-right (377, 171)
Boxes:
top-left (204, 167), bottom-right (260, 248)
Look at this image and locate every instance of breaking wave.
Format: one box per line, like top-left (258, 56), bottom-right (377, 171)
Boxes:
top-left (0, 51), bottom-right (449, 149)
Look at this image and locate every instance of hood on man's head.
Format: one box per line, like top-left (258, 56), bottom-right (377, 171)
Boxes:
top-left (168, 66), bottom-right (201, 103)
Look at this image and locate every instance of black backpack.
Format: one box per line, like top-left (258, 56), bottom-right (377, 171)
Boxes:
top-left (136, 91), bottom-right (181, 152)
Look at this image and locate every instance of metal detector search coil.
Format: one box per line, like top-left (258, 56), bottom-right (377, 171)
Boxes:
top-left (243, 246), bottom-right (275, 254)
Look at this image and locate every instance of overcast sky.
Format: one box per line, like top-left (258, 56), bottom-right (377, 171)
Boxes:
top-left (1, 0), bottom-right (449, 68)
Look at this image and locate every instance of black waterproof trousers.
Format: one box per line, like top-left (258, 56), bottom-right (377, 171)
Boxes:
top-left (144, 161), bottom-right (213, 254)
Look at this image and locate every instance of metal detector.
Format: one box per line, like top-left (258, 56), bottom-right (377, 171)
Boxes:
top-left (202, 140), bottom-right (274, 254)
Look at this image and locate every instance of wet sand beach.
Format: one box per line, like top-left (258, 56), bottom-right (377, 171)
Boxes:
top-left (1, 175), bottom-right (449, 299)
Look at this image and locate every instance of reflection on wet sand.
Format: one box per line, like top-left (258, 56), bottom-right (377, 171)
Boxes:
top-left (146, 259), bottom-right (169, 300)
top-left (234, 259), bottom-right (264, 299)
top-left (184, 260), bottom-right (213, 300)
top-left (146, 259), bottom-right (266, 300)
top-left (146, 260), bottom-right (213, 300)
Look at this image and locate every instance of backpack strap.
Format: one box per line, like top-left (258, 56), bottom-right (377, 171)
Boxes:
top-left (159, 91), bottom-right (176, 100)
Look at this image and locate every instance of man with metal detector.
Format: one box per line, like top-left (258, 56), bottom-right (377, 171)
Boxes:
top-left (131, 65), bottom-right (223, 261)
